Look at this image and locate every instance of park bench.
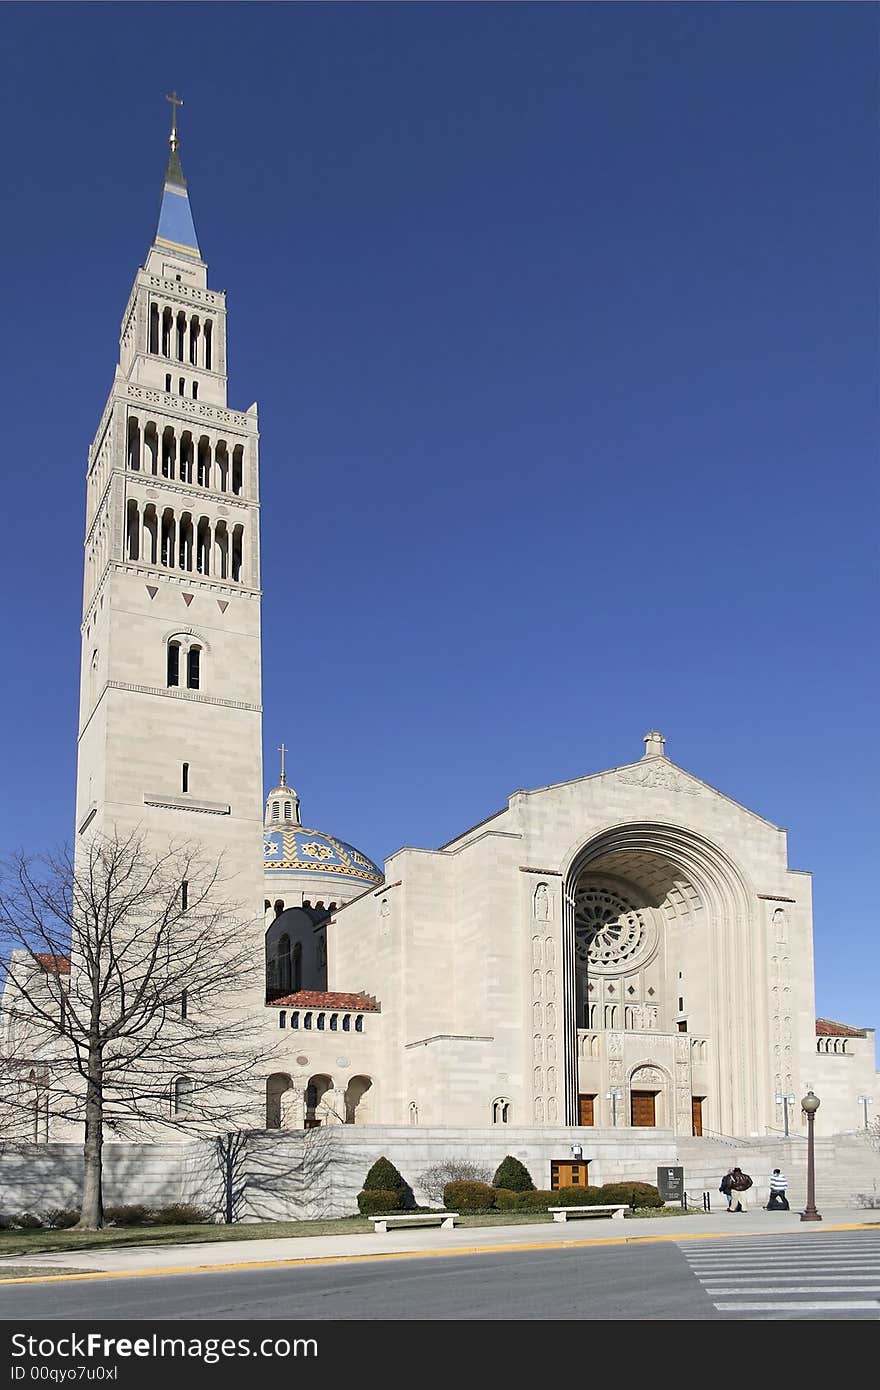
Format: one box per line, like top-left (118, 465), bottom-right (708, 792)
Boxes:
top-left (547, 1204), bottom-right (628, 1223)
top-left (370, 1211), bottom-right (459, 1234)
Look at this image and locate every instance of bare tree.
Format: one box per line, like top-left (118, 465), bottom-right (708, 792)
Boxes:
top-left (0, 830), bottom-right (276, 1229)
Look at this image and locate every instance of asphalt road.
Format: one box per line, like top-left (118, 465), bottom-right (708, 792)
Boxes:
top-left (2, 1229), bottom-right (879, 1321)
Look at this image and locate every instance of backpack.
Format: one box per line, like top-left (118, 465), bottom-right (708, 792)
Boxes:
top-left (732, 1172), bottom-right (753, 1192)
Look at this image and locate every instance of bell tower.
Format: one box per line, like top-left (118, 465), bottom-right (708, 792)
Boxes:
top-left (74, 97), bottom-right (264, 933)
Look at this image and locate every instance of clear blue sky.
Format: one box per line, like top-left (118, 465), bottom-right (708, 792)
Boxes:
top-left (0, 4), bottom-right (876, 1028)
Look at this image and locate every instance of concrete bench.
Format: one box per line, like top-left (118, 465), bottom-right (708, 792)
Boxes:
top-left (371, 1212), bottom-right (459, 1234)
top-left (548, 1204), bottom-right (628, 1223)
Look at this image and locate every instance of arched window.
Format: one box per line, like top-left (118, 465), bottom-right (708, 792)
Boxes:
top-left (272, 801), bottom-right (280, 821)
top-left (409, 1101), bottom-right (419, 1126)
top-left (186, 646), bottom-right (200, 690)
top-left (290, 1011), bottom-right (299, 1030)
top-left (278, 1010), bottom-right (286, 1029)
top-left (167, 641), bottom-right (180, 688)
top-left (149, 303), bottom-right (159, 354)
top-left (173, 1075), bottom-right (193, 1116)
top-left (342, 1015), bottom-right (351, 1032)
top-left (192, 382), bottom-right (198, 400)
top-left (165, 374), bottom-right (172, 392)
top-left (284, 801), bottom-right (291, 820)
top-left (354, 1015), bottom-right (364, 1033)
top-left (329, 1014), bottom-right (338, 1031)
top-left (292, 942), bottom-right (302, 993)
top-left (303, 1012), bottom-right (313, 1030)
top-left (492, 1098), bottom-right (511, 1124)
top-left (317, 1013), bottom-right (325, 1031)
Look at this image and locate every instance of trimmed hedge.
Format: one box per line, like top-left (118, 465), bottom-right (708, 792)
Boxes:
top-left (599, 1182), bottom-right (663, 1209)
top-left (493, 1188), bottom-right (521, 1211)
top-left (443, 1181), bottom-right (497, 1213)
top-left (363, 1157), bottom-right (408, 1195)
top-left (492, 1156), bottom-right (535, 1192)
top-left (357, 1189), bottom-right (403, 1216)
top-left (514, 1189), bottom-right (560, 1212)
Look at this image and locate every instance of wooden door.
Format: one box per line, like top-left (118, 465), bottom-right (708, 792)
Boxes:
top-left (578, 1094), bottom-right (595, 1126)
top-left (691, 1097), bottom-right (704, 1137)
top-left (551, 1160), bottom-right (590, 1190)
top-left (630, 1091), bottom-right (656, 1127)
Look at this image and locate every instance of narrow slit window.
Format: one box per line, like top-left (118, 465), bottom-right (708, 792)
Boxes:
top-left (181, 881), bottom-right (188, 911)
top-left (167, 642), bottom-right (180, 688)
top-left (182, 762), bottom-right (189, 792)
top-left (187, 647), bottom-right (200, 690)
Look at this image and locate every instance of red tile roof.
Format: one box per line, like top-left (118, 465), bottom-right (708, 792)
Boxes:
top-left (816, 1017), bottom-right (867, 1038)
top-left (33, 953), bottom-right (70, 975)
top-left (268, 990), bottom-right (379, 1012)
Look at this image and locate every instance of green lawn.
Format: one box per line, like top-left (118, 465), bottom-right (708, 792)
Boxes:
top-left (0, 1206), bottom-right (700, 1260)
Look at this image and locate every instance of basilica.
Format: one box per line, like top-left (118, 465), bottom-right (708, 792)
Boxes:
top-left (5, 112), bottom-right (877, 1170)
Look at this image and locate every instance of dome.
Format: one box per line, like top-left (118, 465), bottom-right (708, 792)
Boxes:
top-left (262, 745), bottom-right (383, 891)
top-left (263, 825), bottom-right (383, 888)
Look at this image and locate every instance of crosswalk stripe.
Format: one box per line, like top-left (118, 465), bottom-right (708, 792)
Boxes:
top-left (706, 1286), bottom-right (880, 1295)
top-left (713, 1300), bottom-right (880, 1311)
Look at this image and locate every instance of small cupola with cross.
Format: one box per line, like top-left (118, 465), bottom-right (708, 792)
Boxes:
top-left (264, 743), bottom-right (302, 828)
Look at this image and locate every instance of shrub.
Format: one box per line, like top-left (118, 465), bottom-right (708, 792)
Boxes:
top-left (43, 1209), bottom-right (79, 1229)
top-left (0, 1215), bottom-right (14, 1230)
top-left (363, 1157), bottom-right (408, 1195)
top-left (15, 1213), bottom-right (43, 1229)
top-left (492, 1156), bottom-right (535, 1192)
top-left (599, 1182), bottom-right (663, 1209)
top-left (104, 1204), bottom-right (152, 1227)
top-left (362, 1156), bottom-right (413, 1209)
top-left (151, 1203), bottom-right (211, 1226)
top-left (555, 1185), bottom-right (607, 1207)
top-left (514, 1189), bottom-right (557, 1212)
top-left (419, 1159), bottom-right (491, 1206)
top-left (493, 1188), bottom-right (521, 1211)
top-left (357, 1189), bottom-right (403, 1216)
top-left (443, 1180), bottom-right (497, 1213)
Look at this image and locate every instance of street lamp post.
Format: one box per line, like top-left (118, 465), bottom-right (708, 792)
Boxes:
top-left (775, 1091), bottom-right (796, 1138)
top-left (605, 1088), bottom-right (622, 1126)
top-left (857, 1095), bottom-right (873, 1130)
top-left (800, 1090), bottom-right (822, 1222)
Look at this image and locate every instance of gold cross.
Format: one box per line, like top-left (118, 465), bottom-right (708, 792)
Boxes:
top-left (165, 91), bottom-right (184, 149)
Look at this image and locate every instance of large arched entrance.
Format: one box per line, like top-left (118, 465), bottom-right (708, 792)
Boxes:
top-left (562, 822), bottom-right (757, 1135)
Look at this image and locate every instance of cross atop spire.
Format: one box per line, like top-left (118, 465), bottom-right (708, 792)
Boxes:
top-left (166, 91), bottom-right (183, 153)
top-left (153, 93), bottom-right (200, 257)
top-left (278, 743), bottom-right (288, 787)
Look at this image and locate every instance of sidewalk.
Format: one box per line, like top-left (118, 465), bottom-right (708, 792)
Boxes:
top-left (1, 1206), bottom-right (876, 1281)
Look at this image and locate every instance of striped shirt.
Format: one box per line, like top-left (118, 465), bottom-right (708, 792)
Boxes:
top-left (769, 1172), bottom-right (787, 1192)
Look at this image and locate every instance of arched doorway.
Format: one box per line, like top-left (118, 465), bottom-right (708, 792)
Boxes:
top-left (266, 1072), bottom-right (293, 1129)
top-left (562, 822), bottom-right (754, 1133)
top-left (344, 1075), bottom-right (372, 1124)
top-left (304, 1073), bottom-right (333, 1128)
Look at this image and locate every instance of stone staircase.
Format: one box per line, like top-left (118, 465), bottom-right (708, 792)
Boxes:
top-left (675, 1133), bottom-right (879, 1210)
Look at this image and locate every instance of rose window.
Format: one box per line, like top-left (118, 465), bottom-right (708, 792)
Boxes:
top-left (574, 885), bottom-right (654, 971)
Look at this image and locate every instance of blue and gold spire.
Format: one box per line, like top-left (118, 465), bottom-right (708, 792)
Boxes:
top-left (154, 92), bottom-right (200, 258)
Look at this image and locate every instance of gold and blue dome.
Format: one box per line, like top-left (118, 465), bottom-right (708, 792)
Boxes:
top-left (263, 825), bottom-right (383, 887)
top-left (263, 748), bottom-right (383, 890)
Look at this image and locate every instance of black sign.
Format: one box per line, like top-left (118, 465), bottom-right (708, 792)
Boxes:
top-left (656, 1164), bottom-right (684, 1202)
